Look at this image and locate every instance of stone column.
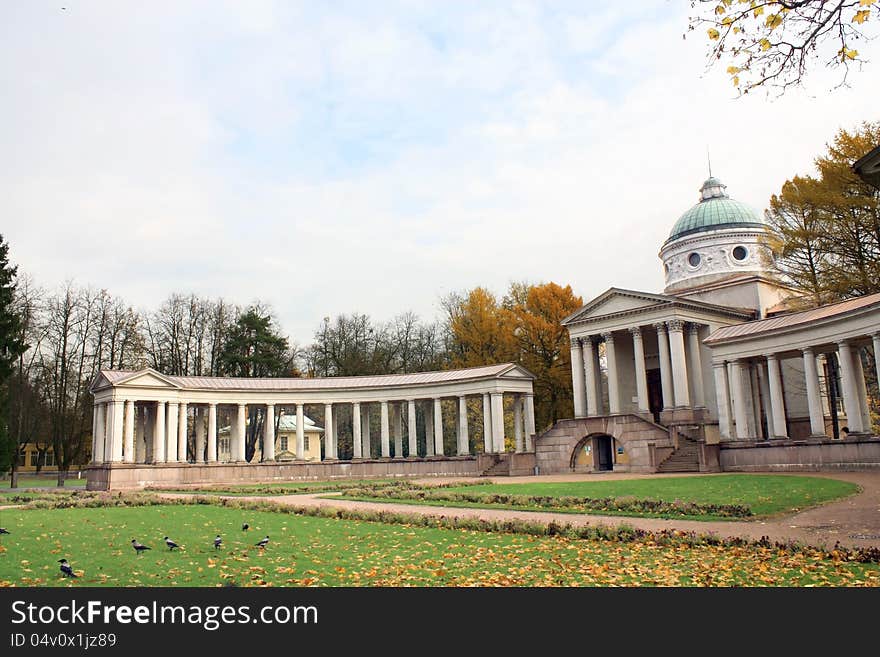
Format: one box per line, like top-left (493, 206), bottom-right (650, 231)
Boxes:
top-left (393, 403), bottom-right (403, 458)
top-left (491, 392), bottom-right (505, 453)
top-left (667, 320), bottom-right (690, 408)
top-left (524, 393), bottom-right (536, 451)
top-left (166, 402), bottom-right (179, 463)
top-left (602, 332), bottom-right (620, 414)
top-left (207, 403), bottom-right (217, 462)
top-left (136, 404), bottom-right (147, 463)
top-left (458, 395), bottom-right (470, 456)
top-left (654, 323), bottom-right (674, 410)
top-left (123, 400), bottom-right (135, 463)
top-left (93, 402), bottom-right (106, 464)
top-left (296, 404), bottom-right (306, 459)
top-left (713, 362), bottom-right (732, 440)
top-left (687, 323), bottom-right (706, 408)
top-left (332, 406), bottom-right (339, 459)
top-left (380, 401), bottom-right (391, 458)
top-left (231, 403), bottom-right (243, 461)
top-left (570, 338), bottom-right (586, 418)
top-left (324, 404), bottom-right (334, 459)
top-left (730, 360), bottom-right (751, 439)
top-left (178, 402), bottom-right (188, 462)
top-left (424, 401), bottom-right (435, 456)
top-left (852, 348), bottom-right (872, 433)
top-left (629, 327), bottom-right (650, 414)
top-left (153, 400), bottom-right (166, 462)
top-left (583, 337), bottom-right (599, 416)
top-left (103, 402), bottom-right (115, 462)
top-left (513, 394), bottom-right (523, 453)
top-left (407, 400), bottom-right (417, 457)
top-left (194, 407), bottom-right (206, 463)
top-left (109, 400), bottom-right (124, 462)
top-left (765, 354), bottom-right (787, 438)
top-left (361, 406), bottom-right (372, 458)
top-left (91, 404), bottom-right (98, 464)
top-left (482, 393), bottom-right (493, 453)
top-left (837, 340), bottom-right (865, 434)
top-left (433, 398), bottom-right (444, 456)
top-left (263, 404), bottom-right (276, 462)
top-left (873, 334), bottom-right (880, 399)
top-left (352, 402), bottom-right (362, 458)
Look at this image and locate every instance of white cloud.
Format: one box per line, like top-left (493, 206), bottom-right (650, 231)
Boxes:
top-left (2, 1), bottom-right (879, 345)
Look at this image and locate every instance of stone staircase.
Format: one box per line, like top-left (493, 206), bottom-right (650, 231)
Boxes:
top-left (481, 453), bottom-right (510, 476)
top-left (656, 432), bottom-right (701, 473)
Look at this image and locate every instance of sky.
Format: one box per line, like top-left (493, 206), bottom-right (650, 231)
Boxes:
top-left (3, 1), bottom-right (879, 347)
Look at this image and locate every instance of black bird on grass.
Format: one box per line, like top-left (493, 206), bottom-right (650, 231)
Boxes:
top-left (213, 535), bottom-right (222, 550)
top-left (241, 523), bottom-right (249, 532)
top-left (164, 536), bottom-right (180, 551)
top-left (255, 535), bottom-right (269, 549)
top-left (131, 539), bottom-right (151, 554)
top-left (0, 528), bottom-right (10, 535)
top-left (58, 559), bottom-right (77, 578)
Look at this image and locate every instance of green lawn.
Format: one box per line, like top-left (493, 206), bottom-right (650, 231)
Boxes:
top-left (0, 504), bottom-right (877, 587)
top-left (148, 479), bottom-right (399, 497)
top-left (339, 475), bottom-right (859, 519)
top-left (1, 475), bottom-right (86, 490)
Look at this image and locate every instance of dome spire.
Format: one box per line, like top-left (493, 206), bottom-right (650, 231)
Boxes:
top-left (707, 146), bottom-right (712, 178)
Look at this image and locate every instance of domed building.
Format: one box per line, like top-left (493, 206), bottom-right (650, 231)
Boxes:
top-left (540, 174), bottom-right (880, 475)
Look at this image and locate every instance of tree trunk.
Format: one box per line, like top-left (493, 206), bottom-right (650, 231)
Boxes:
top-left (56, 468), bottom-right (66, 487)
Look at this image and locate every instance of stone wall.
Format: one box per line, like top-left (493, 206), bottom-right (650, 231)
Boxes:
top-left (720, 437), bottom-right (880, 471)
top-left (87, 456), bottom-right (482, 491)
top-left (535, 415), bottom-right (673, 474)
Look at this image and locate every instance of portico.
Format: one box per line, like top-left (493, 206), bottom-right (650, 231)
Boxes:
top-left (563, 288), bottom-right (753, 429)
top-left (88, 363), bottom-right (536, 490)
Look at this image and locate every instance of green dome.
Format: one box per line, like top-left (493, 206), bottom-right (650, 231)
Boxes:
top-left (666, 177), bottom-right (765, 243)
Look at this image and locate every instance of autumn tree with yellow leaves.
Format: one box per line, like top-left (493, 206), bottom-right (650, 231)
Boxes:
top-left (443, 282), bottom-right (583, 436)
top-left (763, 122), bottom-right (880, 305)
top-left (688, 0), bottom-right (878, 94)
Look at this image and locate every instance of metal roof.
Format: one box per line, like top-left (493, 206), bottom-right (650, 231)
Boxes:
top-left (97, 362), bottom-right (532, 391)
top-left (705, 292), bottom-right (880, 344)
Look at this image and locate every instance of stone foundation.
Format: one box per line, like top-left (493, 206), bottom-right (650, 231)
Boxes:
top-left (720, 436), bottom-right (880, 471)
top-left (87, 456), bottom-right (482, 491)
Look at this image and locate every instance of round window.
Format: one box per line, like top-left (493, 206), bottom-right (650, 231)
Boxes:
top-left (732, 245), bottom-right (748, 261)
top-left (688, 252), bottom-right (701, 267)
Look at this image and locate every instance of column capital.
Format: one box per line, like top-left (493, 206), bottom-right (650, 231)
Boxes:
top-left (569, 337), bottom-right (581, 349)
top-left (601, 331), bottom-right (615, 344)
top-left (667, 319), bottom-right (685, 332)
top-left (801, 346), bottom-right (815, 356)
top-left (764, 352), bottom-right (779, 362)
top-left (652, 322), bottom-right (668, 334)
top-left (712, 360), bottom-right (728, 370)
top-left (686, 322), bottom-right (702, 336)
top-left (837, 338), bottom-right (852, 348)
top-left (628, 326), bottom-right (643, 338)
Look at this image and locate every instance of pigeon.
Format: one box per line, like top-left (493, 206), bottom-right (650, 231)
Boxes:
top-left (164, 536), bottom-right (180, 551)
top-left (241, 523), bottom-right (249, 532)
top-left (255, 535), bottom-right (269, 549)
top-left (131, 539), bottom-right (151, 554)
top-left (58, 559), bottom-right (77, 578)
top-left (213, 535), bottom-right (222, 550)
top-left (0, 528), bottom-right (9, 535)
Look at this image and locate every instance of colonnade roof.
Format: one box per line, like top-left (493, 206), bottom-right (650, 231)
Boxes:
top-left (90, 362), bottom-right (535, 395)
top-left (704, 292), bottom-right (880, 346)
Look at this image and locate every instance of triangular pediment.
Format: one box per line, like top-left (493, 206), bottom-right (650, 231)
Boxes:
top-left (497, 363), bottom-right (537, 381)
top-left (562, 288), bottom-right (673, 325)
top-left (114, 369), bottom-right (182, 390)
top-left (89, 372), bottom-right (114, 393)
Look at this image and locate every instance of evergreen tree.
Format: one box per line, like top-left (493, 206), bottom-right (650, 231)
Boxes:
top-left (0, 235), bottom-right (26, 474)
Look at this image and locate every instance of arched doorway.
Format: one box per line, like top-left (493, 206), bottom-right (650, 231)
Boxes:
top-left (570, 433), bottom-right (615, 472)
top-left (595, 435), bottom-right (613, 471)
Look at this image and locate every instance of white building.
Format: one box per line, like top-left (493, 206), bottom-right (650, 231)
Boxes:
top-left (535, 176), bottom-right (880, 474)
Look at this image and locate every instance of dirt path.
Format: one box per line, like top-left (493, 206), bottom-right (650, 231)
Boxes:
top-left (157, 471), bottom-right (880, 550)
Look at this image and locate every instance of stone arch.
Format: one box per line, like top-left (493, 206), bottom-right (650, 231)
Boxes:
top-left (535, 415), bottom-right (672, 475)
top-left (569, 432), bottom-right (615, 472)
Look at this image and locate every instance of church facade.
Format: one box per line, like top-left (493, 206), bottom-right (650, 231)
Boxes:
top-left (536, 176), bottom-right (880, 474)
